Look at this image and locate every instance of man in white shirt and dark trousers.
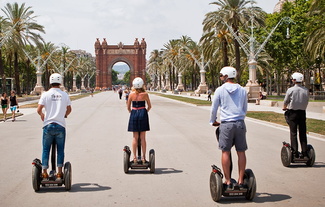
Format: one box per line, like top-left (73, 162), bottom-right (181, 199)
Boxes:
top-left (210, 66), bottom-right (248, 190)
top-left (283, 72), bottom-right (309, 159)
top-left (37, 73), bottom-right (72, 180)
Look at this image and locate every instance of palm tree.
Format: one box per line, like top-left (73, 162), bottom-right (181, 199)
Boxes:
top-left (162, 39), bottom-right (180, 90)
top-left (147, 49), bottom-right (163, 89)
top-left (2, 2), bottom-right (45, 95)
top-left (40, 42), bottom-right (57, 90)
top-left (204, 0), bottom-right (265, 83)
top-left (202, 9), bottom-right (232, 67)
top-left (0, 16), bottom-right (9, 92)
top-left (305, 0), bottom-right (325, 60)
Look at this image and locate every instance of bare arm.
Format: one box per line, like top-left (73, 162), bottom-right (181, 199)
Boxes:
top-left (127, 93), bottom-right (132, 113)
top-left (37, 104), bottom-right (45, 121)
top-left (65, 105), bottom-right (72, 117)
top-left (145, 93), bottom-right (152, 112)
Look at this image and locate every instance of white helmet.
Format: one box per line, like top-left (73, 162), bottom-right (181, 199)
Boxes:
top-left (291, 72), bottom-right (304, 82)
top-left (220, 66), bottom-right (237, 78)
top-left (50, 73), bottom-right (62, 84)
top-left (132, 77), bottom-right (144, 89)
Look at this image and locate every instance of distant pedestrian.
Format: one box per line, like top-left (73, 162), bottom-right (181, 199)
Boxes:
top-left (9, 90), bottom-right (19, 122)
top-left (124, 89), bottom-right (129, 103)
top-left (1, 92), bottom-right (9, 121)
top-left (118, 88), bottom-right (123, 99)
top-left (207, 89), bottom-right (212, 101)
top-left (90, 88), bottom-right (94, 97)
top-left (255, 91), bottom-right (264, 105)
top-left (283, 72), bottom-right (309, 159)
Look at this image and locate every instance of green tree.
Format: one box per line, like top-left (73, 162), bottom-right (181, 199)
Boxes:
top-left (123, 71), bottom-right (130, 86)
top-left (304, 0), bottom-right (325, 60)
top-left (2, 2), bottom-right (44, 95)
top-left (206, 0), bottom-right (265, 83)
top-left (112, 69), bottom-right (119, 85)
top-left (263, 0), bottom-right (313, 94)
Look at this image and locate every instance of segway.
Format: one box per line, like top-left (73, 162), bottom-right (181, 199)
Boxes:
top-left (281, 141), bottom-right (315, 167)
top-left (32, 141), bottom-right (72, 191)
top-left (210, 126), bottom-right (256, 202)
top-left (123, 132), bottom-right (155, 173)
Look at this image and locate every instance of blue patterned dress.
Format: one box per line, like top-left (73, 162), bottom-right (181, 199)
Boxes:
top-left (128, 101), bottom-right (150, 132)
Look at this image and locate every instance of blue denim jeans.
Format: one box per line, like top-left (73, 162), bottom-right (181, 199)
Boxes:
top-left (42, 123), bottom-right (66, 169)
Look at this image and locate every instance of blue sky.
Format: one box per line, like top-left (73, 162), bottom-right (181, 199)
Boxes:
top-left (1, 0), bottom-right (280, 58)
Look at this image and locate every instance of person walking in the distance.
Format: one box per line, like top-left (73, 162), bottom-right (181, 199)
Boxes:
top-left (1, 92), bottom-right (9, 121)
top-left (118, 88), bottom-right (123, 99)
top-left (9, 90), bottom-right (19, 122)
top-left (37, 73), bottom-right (72, 180)
top-left (209, 66), bottom-right (248, 190)
top-left (207, 89), bottom-right (212, 101)
top-left (283, 72), bottom-right (309, 159)
top-left (127, 77), bottom-right (152, 164)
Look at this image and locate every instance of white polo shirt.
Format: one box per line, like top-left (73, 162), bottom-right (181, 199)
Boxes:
top-left (38, 88), bottom-right (71, 128)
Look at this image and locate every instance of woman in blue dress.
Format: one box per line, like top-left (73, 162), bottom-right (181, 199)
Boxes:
top-left (127, 77), bottom-right (152, 164)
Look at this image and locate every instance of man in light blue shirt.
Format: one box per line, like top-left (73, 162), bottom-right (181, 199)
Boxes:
top-left (210, 66), bottom-right (248, 190)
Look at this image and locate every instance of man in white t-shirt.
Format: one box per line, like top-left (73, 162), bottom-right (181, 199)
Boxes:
top-left (37, 73), bottom-right (72, 180)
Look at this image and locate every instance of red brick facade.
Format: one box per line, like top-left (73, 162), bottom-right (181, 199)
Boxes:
top-left (94, 38), bottom-right (147, 89)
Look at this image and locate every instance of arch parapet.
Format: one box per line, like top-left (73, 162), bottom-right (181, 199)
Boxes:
top-left (94, 38), bottom-right (147, 89)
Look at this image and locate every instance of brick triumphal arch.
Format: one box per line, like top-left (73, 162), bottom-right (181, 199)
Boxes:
top-left (94, 38), bottom-right (147, 89)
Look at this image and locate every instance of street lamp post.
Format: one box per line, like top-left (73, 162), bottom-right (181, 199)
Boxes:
top-left (223, 11), bottom-right (293, 99)
top-left (23, 49), bottom-right (56, 95)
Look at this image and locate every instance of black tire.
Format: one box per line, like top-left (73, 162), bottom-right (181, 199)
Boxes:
top-left (281, 146), bottom-right (292, 167)
top-left (64, 162), bottom-right (72, 191)
top-left (306, 145), bottom-right (316, 167)
top-left (210, 172), bottom-right (223, 202)
top-left (244, 169), bottom-right (256, 201)
top-left (32, 165), bottom-right (41, 192)
top-left (149, 149), bottom-right (155, 173)
top-left (124, 150), bottom-right (130, 173)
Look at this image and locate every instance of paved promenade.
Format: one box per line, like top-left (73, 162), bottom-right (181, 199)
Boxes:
top-left (0, 91), bottom-right (324, 207)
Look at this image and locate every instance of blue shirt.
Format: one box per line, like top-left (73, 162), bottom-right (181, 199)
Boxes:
top-left (210, 82), bottom-right (247, 124)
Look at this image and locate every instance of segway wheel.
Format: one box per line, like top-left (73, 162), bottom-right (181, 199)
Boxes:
top-left (244, 169), bottom-right (256, 201)
top-left (123, 150), bottom-right (130, 173)
top-left (210, 171), bottom-right (222, 202)
top-left (32, 165), bottom-right (41, 192)
top-left (149, 149), bottom-right (155, 173)
top-left (281, 145), bottom-right (292, 167)
top-left (64, 162), bottom-right (72, 191)
top-left (306, 145), bottom-right (316, 167)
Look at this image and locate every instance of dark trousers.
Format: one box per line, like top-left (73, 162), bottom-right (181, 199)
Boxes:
top-left (284, 110), bottom-right (308, 153)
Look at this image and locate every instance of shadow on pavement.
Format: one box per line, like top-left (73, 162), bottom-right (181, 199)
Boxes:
top-left (287, 162), bottom-right (325, 168)
top-left (125, 168), bottom-right (183, 175)
top-left (254, 192), bottom-right (291, 203)
top-left (216, 192), bottom-right (291, 204)
top-left (35, 183), bottom-right (111, 193)
top-left (70, 183), bottom-right (111, 192)
top-left (154, 168), bottom-right (183, 174)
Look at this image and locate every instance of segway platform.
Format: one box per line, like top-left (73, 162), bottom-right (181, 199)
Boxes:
top-left (281, 141), bottom-right (315, 167)
top-left (210, 165), bottom-right (256, 202)
top-left (32, 143), bottom-right (72, 192)
top-left (123, 145), bottom-right (155, 173)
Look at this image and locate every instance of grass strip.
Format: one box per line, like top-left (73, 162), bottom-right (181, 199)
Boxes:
top-left (19, 92), bottom-right (94, 108)
top-left (152, 93), bottom-right (211, 106)
top-left (152, 92), bottom-right (324, 136)
top-left (246, 111), bottom-right (325, 136)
